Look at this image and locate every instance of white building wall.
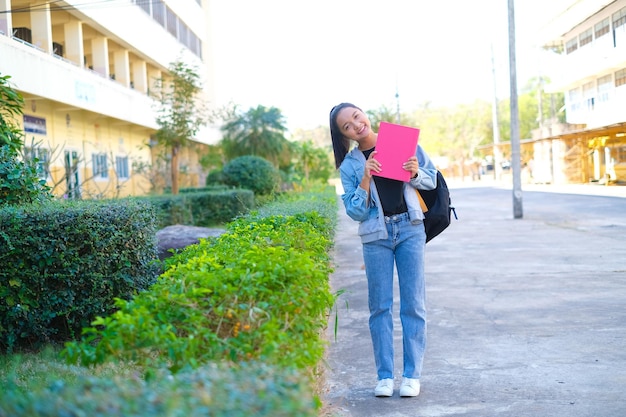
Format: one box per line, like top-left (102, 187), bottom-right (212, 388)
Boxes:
top-left (543, 0), bottom-right (626, 129)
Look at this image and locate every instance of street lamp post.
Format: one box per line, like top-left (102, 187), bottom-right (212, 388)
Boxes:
top-left (508, 0), bottom-right (523, 219)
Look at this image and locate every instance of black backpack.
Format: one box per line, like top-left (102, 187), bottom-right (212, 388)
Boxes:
top-left (417, 171), bottom-right (457, 243)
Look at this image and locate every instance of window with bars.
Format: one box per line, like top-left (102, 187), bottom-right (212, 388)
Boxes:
top-left (582, 81), bottom-right (595, 110)
top-left (24, 147), bottom-right (50, 179)
top-left (565, 37), bottom-right (578, 54)
top-left (598, 74), bottom-right (612, 102)
top-left (134, 0), bottom-right (150, 15)
top-left (92, 153), bottom-right (108, 179)
top-left (116, 156), bottom-right (130, 179)
top-left (613, 6), bottom-right (626, 29)
top-left (615, 68), bottom-right (626, 88)
top-left (579, 28), bottom-right (593, 47)
top-left (152, 0), bottom-right (166, 27)
top-left (595, 18), bottom-right (610, 38)
top-left (166, 6), bottom-right (177, 37)
top-left (131, 0), bottom-right (202, 58)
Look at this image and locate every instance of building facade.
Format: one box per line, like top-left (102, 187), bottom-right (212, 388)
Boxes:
top-left (0, 0), bottom-right (215, 198)
top-left (535, 0), bottom-right (626, 184)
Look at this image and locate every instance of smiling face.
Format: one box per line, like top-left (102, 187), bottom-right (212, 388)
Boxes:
top-left (335, 107), bottom-right (372, 142)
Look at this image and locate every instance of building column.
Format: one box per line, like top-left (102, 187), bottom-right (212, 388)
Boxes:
top-left (113, 49), bottom-right (130, 87)
top-left (0, 0), bottom-right (12, 37)
top-left (92, 37), bottom-right (109, 78)
top-left (133, 60), bottom-right (148, 93)
top-left (147, 67), bottom-right (162, 95)
top-left (64, 20), bottom-right (84, 68)
top-left (31, 1), bottom-right (52, 53)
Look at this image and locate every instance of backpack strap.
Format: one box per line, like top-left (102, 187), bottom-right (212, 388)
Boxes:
top-left (415, 189), bottom-right (429, 213)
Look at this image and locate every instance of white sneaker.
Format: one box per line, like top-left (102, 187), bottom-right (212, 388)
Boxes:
top-left (374, 378), bottom-right (394, 397)
top-left (399, 377), bottom-right (420, 397)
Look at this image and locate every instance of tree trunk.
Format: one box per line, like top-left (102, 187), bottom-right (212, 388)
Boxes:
top-left (171, 145), bottom-right (180, 195)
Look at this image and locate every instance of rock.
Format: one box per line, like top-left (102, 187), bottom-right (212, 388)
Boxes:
top-left (156, 224), bottom-right (226, 260)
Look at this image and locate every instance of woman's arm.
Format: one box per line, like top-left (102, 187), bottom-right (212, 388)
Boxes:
top-left (409, 145), bottom-right (437, 190)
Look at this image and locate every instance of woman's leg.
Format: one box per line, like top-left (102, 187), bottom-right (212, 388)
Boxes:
top-left (395, 220), bottom-right (427, 379)
top-left (363, 233), bottom-right (395, 380)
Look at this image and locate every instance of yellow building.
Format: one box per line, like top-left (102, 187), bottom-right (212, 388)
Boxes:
top-left (0, 0), bottom-right (215, 198)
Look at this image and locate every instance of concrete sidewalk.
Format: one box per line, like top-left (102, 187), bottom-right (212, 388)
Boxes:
top-left (321, 183), bottom-right (626, 417)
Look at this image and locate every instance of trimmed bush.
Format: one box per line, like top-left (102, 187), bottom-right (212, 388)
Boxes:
top-left (62, 212), bottom-right (335, 372)
top-left (0, 199), bottom-right (160, 351)
top-left (223, 155), bottom-right (280, 195)
top-left (141, 189), bottom-right (254, 228)
top-left (0, 362), bottom-right (319, 417)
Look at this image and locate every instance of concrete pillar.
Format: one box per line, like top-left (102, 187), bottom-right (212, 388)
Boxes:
top-left (0, 0), bottom-right (12, 37)
top-left (91, 36), bottom-right (109, 77)
top-left (147, 67), bottom-right (162, 95)
top-left (31, 1), bottom-right (52, 53)
top-left (113, 49), bottom-right (130, 87)
top-left (64, 20), bottom-right (84, 68)
top-left (133, 60), bottom-right (148, 93)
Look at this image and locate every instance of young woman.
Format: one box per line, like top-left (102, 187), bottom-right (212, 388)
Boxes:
top-left (329, 102), bottom-right (437, 398)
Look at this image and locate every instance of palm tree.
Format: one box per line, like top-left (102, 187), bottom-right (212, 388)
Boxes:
top-left (221, 105), bottom-right (289, 166)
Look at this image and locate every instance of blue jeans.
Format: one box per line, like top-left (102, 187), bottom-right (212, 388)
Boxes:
top-left (362, 212), bottom-right (427, 380)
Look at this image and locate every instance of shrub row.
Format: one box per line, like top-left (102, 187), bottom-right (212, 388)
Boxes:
top-left (0, 361), bottom-right (319, 417)
top-left (63, 202), bottom-right (337, 373)
top-left (0, 199), bottom-right (160, 352)
top-left (0, 185), bottom-right (338, 415)
top-left (143, 188), bottom-right (254, 228)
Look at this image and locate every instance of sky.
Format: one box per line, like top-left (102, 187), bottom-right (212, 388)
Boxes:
top-left (209, 0), bottom-right (571, 132)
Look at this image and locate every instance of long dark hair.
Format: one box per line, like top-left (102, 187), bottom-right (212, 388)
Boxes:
top-left (329, 102), bottom-right (361, 169)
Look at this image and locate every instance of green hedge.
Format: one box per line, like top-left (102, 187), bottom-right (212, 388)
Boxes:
top-left (63, 211), bottom-right (336, 372)
top-left (0, 199), bottom-right (160, 352)
top-left (142, 189), bottom-right (254, 228)
top-left (0, 185), bottom-right (338, 415)
top-left (0, 362), bottom-right (318, 417)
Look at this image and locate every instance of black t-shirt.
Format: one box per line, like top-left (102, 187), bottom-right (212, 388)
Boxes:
top-left (363, 147), bottom-right (407, 216)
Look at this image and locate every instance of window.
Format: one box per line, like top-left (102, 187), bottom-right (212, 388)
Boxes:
top-left (565, 37), bottom-right (578, 54)
top-left (166, 6), bottom-right (177, 37)
top-left (598, 74), bottom-right (612, 102)
top-left (568, 88), bottom-right (581, 112)
top-left (24, 147), bottom-right (50, 179)
top-left (152, 0), bottom-right (166, 27)
top-left (52, 42), bottom-right (64, 57)
top-left (115, 156), bottom-right (130, 179)
top-left (579, 28), bottom-right (593, 47)
top-left (595, 18), bottom-right (610, 38)
top-left (613, 7), bottom-right (626, 30)
top-left (615, 68), bottom-right (626, 88)
top-left (582, 81), bottom-right (595, 110)
top-left (92, 153), bottom-right (108, 179)
top-left (134, 0), bottom-right (151, 15)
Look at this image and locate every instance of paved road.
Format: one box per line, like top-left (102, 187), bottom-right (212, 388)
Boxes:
top-left (322, 182), bottom-right (626, 417)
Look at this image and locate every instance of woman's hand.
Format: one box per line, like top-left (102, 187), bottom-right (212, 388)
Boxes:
top-left (364, 151), bottom-right (382, 179)
top-left (403, 156), bottom-right (419, 179)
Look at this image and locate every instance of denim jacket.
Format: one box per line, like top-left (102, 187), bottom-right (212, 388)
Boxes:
top-left (339, 144), bottom-right (438, 243)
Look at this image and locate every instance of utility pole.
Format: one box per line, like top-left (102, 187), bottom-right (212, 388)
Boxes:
top-left (508, 0), bottom-right (523, 218)
top-left (490, 43), bottom-right (503, 182)
top-left (395, 82), bottom-right (401, 124)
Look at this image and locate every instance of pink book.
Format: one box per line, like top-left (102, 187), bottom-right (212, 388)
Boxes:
top-left (372, 121), bottom-right (420, 182)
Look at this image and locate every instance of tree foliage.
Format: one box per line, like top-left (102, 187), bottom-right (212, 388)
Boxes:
top-left (220, 105), bottom-right (290, 166)
top-left (290, 140), bottom-right (333, 183)
top-left (0, 73), bottom-right (52, 205)
top-left (0, 74), bottom-right (25, 154)
top-left (153, 60), bottom-right (208, 195)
